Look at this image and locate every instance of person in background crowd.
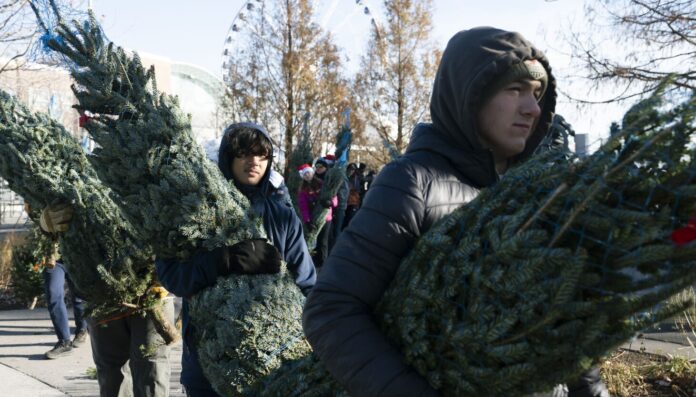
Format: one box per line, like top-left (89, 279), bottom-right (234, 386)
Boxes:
top-left (362, 169), bottom-right (376, 193)
top-left (24, 202), bottom-right (88, 360)
top-left (343, 163), bottom-right (362, 229)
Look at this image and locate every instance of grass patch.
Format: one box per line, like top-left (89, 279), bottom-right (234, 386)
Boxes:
top-left (85, 367), bottom-right (97, 380)
top-left (601, 349), bottom-right (696, 396)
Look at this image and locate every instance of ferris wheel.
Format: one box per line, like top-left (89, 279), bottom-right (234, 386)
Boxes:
top-left (220, 0), bottom-right (381, 84)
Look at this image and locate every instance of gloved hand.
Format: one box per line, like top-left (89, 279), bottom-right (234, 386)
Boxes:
top-left (319, 199), bottom-right (332, 208)
top-left (39, 201), bottom-right (74, 233)
top-left (216, 239), bottom-right (282, 277)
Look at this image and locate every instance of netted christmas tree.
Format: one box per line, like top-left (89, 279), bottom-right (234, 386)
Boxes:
top-left (9, 225), bottom-right (53, 308)
top-left (255, 84), bottom-right (696, 396)
top-left (31, 9), bottom-right (310, 395)
top-left (40, 14), bottom-right (265, 260)
top-left (189, 263), bottom-right (311, 396)
top-left (0, 90), bottom-right (176, 341)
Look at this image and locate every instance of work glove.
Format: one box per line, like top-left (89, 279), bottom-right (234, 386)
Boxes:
top-left (146, 281), bottom-right (170, 300)
top-left (216, 239), bottom-right (282, 277)
top-left (39, 201), bottom-right (74, 233)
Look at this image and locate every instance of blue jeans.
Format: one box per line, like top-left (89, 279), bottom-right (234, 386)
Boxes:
top-left (43, 261), bottom-right (87, 342)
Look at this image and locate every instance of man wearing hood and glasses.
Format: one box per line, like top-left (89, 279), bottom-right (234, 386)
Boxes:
top-left (156, 123), bottom-right (316, 396)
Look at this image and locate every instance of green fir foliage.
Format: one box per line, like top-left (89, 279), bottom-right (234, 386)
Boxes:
top-left (190, 264), bottom-right (311, 396)
top-left (0, 91), bottom-right (156, 321)
top-left (259, 85), bottom-right (696, 396)
top-left (304, 125), bottom-right (351, 247)
top-left (9, 226), bottom-right (52, 306)
top-left (45, 14), bottom-right (265, 261)
top-left (259, 353), bottom-right (346, 397)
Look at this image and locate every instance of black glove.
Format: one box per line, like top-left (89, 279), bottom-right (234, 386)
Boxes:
top-left (319, 199), bottom-right (332, 208)
top-left (300, 286), bottom-right (312, 298)
top-left (216, 239), bottom-right (282, 277)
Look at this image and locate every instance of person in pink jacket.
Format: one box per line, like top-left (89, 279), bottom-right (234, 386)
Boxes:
top-left (297, 162), bottom-right (337, 268)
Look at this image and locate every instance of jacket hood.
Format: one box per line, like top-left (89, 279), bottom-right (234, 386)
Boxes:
top-left (423, 26), bottom-right (557, 184)
top-left (217, 122), bottom-right (274, 196)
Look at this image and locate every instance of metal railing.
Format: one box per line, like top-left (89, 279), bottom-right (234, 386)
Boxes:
top-left (0, 178), bottom-right (27, 228)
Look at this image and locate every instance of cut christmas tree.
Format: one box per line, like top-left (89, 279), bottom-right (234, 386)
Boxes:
top-left (41, 15), bottom-right (265, 261)
top-left (0, 91), bottom-right (177, 342)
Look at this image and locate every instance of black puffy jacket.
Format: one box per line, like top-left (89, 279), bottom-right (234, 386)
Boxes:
top-left (303, 27), bottom-right (606, 397)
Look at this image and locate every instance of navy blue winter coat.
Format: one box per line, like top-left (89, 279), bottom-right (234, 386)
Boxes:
top-left (156, 122), bottom-right (316, 393)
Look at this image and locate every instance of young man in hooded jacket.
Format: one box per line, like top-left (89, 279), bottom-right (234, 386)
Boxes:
top-left (302, 27), bottom-right (609, 397)
top-left (156, 122), bottom-right (316, 396)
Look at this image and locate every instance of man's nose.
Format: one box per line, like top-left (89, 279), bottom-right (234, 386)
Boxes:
top-left (522, 94), bottom-right (542, 118)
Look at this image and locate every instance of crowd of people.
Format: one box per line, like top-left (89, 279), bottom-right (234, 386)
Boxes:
top-left (31, 26), bottom-right (610, 397)
top-left (296, 157), bottom-right (376, 268)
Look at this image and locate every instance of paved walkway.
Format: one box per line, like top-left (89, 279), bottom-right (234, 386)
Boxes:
top-left (0, 308), bottom-right (184, 397)
top-left (2, 307), bottom-right (695, 396)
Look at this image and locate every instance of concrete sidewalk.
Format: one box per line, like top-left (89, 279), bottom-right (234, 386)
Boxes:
top-left (0, 308), bottom-right (184, 397)
top-left (2, 307), bottom-right (695, 396)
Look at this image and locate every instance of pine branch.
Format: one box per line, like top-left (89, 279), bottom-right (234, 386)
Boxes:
top-left (45, 13), bottom-right (265, 261)
top-left (0, 92), bottom-right (177, 342)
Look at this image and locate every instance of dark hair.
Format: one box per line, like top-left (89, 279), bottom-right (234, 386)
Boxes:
top-left (225, 127), bottom-right (273, 159)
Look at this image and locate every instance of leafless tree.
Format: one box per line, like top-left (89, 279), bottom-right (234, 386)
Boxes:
top-left (0, 0), bottom-right (39, 74)
top-left (564, 0), bottom-right (694, 103)
top-left (220, 0), bottom-right (351, 178)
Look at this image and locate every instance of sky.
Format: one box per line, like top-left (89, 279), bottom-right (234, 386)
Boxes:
top-left (85, 0), bottom-right (626, 148)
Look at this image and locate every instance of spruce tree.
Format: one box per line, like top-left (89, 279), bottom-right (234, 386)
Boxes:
top-left (257, 85), bottom-right (696, 396)
top-left (0, 91), bottom-right (177, 342)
